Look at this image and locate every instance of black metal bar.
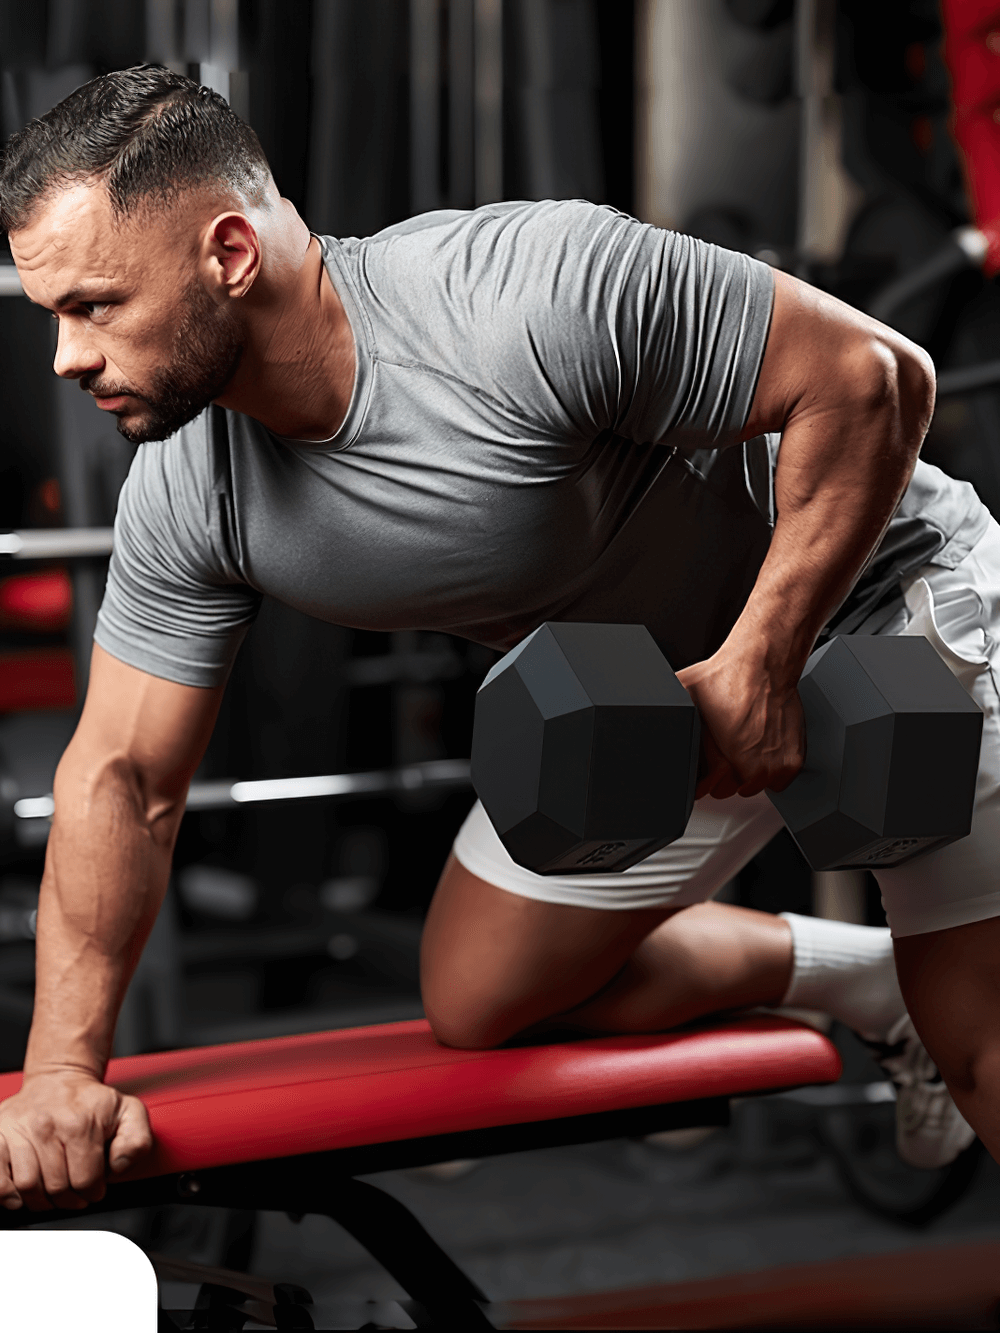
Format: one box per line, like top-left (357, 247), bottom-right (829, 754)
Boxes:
top-left (448, 0), bottom-right (475, 207)
top-left (323, 1094), bottom-right (731, 1175)
top-left (411, 0), bottom-right (442, 215)
top-left (866, 235), bottom-right (976, 324)
top-left (936, 359), bottom-right (1000, 399)
top-left (324, 1178), bottom-right (492, 1328)
top-left (169, 1159), bottom-right (494, 1326)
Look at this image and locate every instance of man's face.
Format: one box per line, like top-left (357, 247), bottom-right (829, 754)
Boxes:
top-left (10, 182), bottom-right (243, 443)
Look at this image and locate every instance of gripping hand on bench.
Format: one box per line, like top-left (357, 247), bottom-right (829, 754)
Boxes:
top-left (0, 645), bottom-right (224, 1209)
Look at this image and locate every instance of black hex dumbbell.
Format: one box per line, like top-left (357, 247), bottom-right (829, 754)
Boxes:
top-left (471, 623), bottom-right (700, 874)
top-left (471, 622), bottom-right (984, 876)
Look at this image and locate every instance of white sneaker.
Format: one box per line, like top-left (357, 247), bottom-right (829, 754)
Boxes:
top-left (862, 1013), bottom-right (976, 1169)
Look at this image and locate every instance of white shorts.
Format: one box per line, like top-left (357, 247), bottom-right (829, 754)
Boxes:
top-left (453, 518), bottom-right (1000, 938)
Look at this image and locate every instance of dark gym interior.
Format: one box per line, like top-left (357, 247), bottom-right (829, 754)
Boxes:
top-left (2, 1), bottom-right (1000, 1329)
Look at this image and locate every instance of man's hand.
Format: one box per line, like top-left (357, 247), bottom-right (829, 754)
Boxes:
top-left (678, 649), bottom-right (805, 800)
top-left (0, 1070), bottom-right (152, 1211)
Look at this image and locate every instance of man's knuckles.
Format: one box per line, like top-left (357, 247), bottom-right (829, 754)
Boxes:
top-left (4, 1109), bottom-right (102, 1146)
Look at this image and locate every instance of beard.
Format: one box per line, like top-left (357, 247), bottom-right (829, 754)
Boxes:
top-left (84, 278), bottom-right (244, 444)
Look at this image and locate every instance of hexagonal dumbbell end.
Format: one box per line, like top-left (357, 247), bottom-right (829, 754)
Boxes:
top-left (768, 635), bottom-right (984, 871)
top-left (471, 622), bottom-right (700, 875)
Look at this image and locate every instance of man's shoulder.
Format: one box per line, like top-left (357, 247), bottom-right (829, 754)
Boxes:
top-left (334, 198), bottom-right (631, 253)
top-left (320, 201), bottom-right (659, 381)
top-left (326, 199), bottom-right (651, 309)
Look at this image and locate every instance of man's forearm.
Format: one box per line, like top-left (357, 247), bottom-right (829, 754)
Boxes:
top-left (730, 335), bottom-right (935, 681)
top-left (24, 761), bottom-right (182, 1079)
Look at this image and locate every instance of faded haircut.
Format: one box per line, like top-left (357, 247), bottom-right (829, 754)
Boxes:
top-left (0, 63), bottom-right (272, 233)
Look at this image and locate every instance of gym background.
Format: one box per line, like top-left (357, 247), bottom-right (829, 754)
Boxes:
top-left (2, 0), bottom-right (1000, 1321)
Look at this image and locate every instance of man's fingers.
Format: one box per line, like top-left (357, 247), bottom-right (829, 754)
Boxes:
top-left (108, 1096), bottom-right (153, 1174)
top-left (8, 1121), bottom-right (92, 1211)
top-left (697, 769), bottom-right (740, 800)
top-left (64, 1119), bottom-right (109, 1203)
top-left (6, 1132), bottom-right (52, 1211)
top-left (695, 730), bottom-right (731, 799)
top-left (696, 734), bottom-right (743, 800)
top-left (0, 1137), bottom-right (22, 1210)
top-left (706, 771), bottom-right (741, 800)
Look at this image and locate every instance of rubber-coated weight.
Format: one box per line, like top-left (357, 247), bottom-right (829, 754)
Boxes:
top-left (473, 625), bottom-right (983, 877)
top-left (768, 635), bottom-right (983, 870)
top-left (471, 623), bottom-right (700, 874)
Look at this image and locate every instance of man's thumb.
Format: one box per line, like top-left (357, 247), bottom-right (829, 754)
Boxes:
top-left (108, 1097), bottom-right (153, 1173)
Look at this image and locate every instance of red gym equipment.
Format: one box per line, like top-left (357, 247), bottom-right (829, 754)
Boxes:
top-left (942, 0), bottom-right (1000, 272)
top-left (0, 1015), bottom-right (839, 1329)
top-left (0, 569), bottom-right (76, 713)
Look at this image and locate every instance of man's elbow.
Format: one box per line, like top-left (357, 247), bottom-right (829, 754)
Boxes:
top-left (52, 745), bottom-right (185, 841)
top-left (892, 336), bottom-right (936, 443)
top-left (844, 332), bottom-right (934, 456)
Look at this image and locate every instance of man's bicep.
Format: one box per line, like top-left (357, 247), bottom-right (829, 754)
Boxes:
top-left (67, 645), bottom-right (225, 796)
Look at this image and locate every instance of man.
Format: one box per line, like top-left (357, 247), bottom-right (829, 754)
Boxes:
top-left (0, 65), bottom-right (992, 1213)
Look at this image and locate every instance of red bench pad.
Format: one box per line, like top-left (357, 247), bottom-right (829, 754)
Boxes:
top-left (0, 1017), bottom-right (840, 1180)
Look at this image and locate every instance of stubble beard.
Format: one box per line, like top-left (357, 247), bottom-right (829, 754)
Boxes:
top-left (90, 279), bottom-right (245, 445)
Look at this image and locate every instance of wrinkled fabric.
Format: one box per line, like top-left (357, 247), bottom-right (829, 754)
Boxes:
top-left (95, 200), bottom-right (988, 689)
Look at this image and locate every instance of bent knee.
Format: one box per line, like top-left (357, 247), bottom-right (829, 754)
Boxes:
top-left (426, 1014), bottom-right (500, 1050)
top-left (423, 987), bottom-right (520, 1049)
top-left (422, 952), bottom-right (539, 1048)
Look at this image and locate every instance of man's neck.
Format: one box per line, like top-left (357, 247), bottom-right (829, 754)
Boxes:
top-left (215, 229), bottom-right (356, 439)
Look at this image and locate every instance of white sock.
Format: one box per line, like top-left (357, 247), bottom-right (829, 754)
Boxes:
top-left (779, 912), bottom-right (905, 1041)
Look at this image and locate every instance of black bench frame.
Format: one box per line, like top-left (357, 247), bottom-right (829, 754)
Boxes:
top-left (0, 1094), bottom-right (732, 1330)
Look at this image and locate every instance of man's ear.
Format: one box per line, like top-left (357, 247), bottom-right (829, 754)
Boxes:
top-left (202, 212), bottom-right (261, 299)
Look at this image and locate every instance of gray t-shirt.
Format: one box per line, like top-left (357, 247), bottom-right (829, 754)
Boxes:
top-left (94, 199), bottom-right (989, 687)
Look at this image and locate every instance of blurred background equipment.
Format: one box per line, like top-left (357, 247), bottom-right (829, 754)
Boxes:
top-left (0, 0), bottom-right (638, 1066)
top-left (1, 0), bottom-right (1000, 1323)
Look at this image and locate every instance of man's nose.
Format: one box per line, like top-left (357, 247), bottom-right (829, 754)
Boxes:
top-left (52, 319), bottom-right (103, 381)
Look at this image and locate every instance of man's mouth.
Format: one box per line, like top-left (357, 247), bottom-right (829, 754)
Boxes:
top-left (93, 393), bottom-right (130, 412)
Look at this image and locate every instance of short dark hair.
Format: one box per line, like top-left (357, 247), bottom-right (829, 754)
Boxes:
top-left (0, 64), bottom-right (272, 233)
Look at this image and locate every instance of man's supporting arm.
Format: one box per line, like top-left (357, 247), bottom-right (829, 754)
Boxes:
top-left (0, 645), bottom-right (225, 1210)
top-left (678, 268), bottom-right (936, 798)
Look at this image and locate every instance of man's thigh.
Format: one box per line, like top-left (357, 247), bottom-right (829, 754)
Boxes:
top-left (420, 854), bottom-right (676, 1048)
top-left (423, 789), bottom-right (783, 1047)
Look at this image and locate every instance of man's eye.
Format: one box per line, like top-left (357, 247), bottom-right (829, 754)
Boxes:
top-left (83, 302), bottom-right (110, 317)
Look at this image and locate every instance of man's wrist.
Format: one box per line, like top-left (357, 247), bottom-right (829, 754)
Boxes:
top-left (22, 1060), bottom-right (106, 1083)
top-left (715, 615), bottom-right (813, 691)
top-left (23, 1037), bottom-right (108, 1082)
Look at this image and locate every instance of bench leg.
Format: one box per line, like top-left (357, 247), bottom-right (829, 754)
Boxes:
top-left (325, 1178), bottom-right (493, 1330)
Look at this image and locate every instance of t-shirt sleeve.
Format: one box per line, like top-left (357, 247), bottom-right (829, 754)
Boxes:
top-left (94, 413), bottom-right (261, 688)
top-left (462, 200), bottom-right (775, 450)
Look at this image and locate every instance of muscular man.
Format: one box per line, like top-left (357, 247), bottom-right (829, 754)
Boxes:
top-left (0, 66), bottom-right (992, 1212)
